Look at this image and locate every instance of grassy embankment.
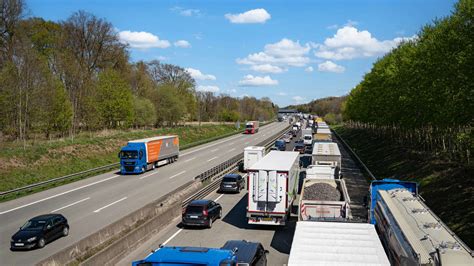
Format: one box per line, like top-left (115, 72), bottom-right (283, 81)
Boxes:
top-left (334, 125), bottom-right (473, 249)
top-left (0, 125), bottom-right (243, 201)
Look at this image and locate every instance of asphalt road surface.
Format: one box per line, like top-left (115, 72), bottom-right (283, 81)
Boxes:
top-left (0, 122), bottom-right (290, 265)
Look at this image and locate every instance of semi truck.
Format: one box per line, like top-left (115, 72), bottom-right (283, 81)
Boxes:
top-left (311, 142), bottom-right (341, 168)
top-left (298, 176), bottom-right (350, 221)
top-left (370, 179), bottom-right (474, 265)
top-left (247, 151), bottom-right (299, 226)
top-left (118, 136), bottom-right (179, 174)
top-left (244, 121), bottom-right (259, 134)
top-left (314, 128), bottom-right (332, 142)
top-left (288, 221), bottom-right (390, 266)
top-left (243, 146), bottom-right (265, 171)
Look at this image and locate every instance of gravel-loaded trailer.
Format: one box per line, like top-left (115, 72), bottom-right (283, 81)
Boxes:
top-left (119, 136), bottom-right (179, 174)
top-left (298, 178), bottom-right (350, 221)
top-left (247, 151), bottom-right (300, 226)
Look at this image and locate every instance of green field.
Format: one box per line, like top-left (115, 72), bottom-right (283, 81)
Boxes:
top-left (334, 125), bottom-right (473, 248)
top-left (0, 125), bottom-right (242, 197)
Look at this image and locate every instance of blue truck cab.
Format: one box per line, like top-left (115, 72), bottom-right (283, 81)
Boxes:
top-left (369, 178), bottom-right (418, 224)
top-left (119, 142), bottom-right (147, 174)
top-left (132, 246), bottom-right (237, 266)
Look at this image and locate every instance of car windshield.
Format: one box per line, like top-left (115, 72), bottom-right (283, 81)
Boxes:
top-left (121, 150), bottom-right (138, 159)
top-left (223, 177), bottom-right (237, 182)
top-left (246, 124), bottom-right (253, 129)
top-left (304, 136), bottom-right (312, 140)
top-left (21, 219), bottom-right (47, 230)
top-left (186, 205), bottom-right (204, 214)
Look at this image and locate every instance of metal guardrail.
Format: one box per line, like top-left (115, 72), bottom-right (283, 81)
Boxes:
top-left (331, 128), bottom-right (377, 181)
top-left (181, 124), bottom-right (291, 209)
top-left (0, 122), bottom-right (277, 197)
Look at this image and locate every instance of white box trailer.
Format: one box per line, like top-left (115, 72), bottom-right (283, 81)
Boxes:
top-left (247, 151), bottom-right (300, 226)
top-left (243, 146), bottom-right (265, 170)
top-left (288, 221), bottom-right (390, 266)
top-left (298, 178), bottom-right (350, 221)
top-left (312, 142), bottom-right (341, 167)
top-left (314, 128), bottom-right (332, 142)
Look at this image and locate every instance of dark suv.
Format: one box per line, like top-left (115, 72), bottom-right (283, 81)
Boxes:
top-left (182, 200), bottom-right (222, 228)
top-left (11, 214), bottom-right (69, 250)
top-left (219, 174), bottom-right (245, 193)
top-left (221, 240), bottom-right (268, 266)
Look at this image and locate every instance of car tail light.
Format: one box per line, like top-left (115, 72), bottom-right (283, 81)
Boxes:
top-left (202, 209), bottom-right (208, 216)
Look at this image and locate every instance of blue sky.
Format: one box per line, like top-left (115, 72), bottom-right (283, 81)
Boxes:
top-left (27, 0), bottom-right (456, 107)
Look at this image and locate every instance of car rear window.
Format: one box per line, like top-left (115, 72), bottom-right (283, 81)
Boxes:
top-left (186, 205), bottom-right (204, 214)
top-left (223, 176), bottom-right (237, 182)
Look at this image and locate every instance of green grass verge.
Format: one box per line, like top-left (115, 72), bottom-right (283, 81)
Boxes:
top-left (334, 125), bottom-right (474, 249)
top-left (0, 124), bottom-right (246, 202)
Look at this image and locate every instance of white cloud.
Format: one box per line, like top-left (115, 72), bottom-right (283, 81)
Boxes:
top-left (318, 61), bottom-right (345, 73)
top-left (118, 31), bottom-right (170, 49)
top-left (171, 7), bottom-right (201, 17)
top-left (237, 38), bottom-right (311, 67)
top-left (227, 89), bottom-right (237, 93)
top-left (292, 96), bottom-right (305, 103)
top-left (315, 26), bottom-right (415, 60)
top-left (156, 56), bottom-right (168, 61)
top-left (238, 75), bottom-right (278, 86)
top-left (250, 64), bottom-right (285, 73)
top-left (225, 8), bottom-right (271, 24)
top-left (305, 66), bottom-right (314, 72)
top-left (197, 85), bottom-right (219, 93)
top-left (185, 68), bottom-right (216, 80)
top-left (174, 40), bottom-right (191, 48)
top-left (277, 92), bottom-right (287, 96)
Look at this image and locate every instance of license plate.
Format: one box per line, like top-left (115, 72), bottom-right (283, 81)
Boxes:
top-left (190, 215), bottom-right (198, 218)
top-left (225, 185), bottom-right (232, 188)
top-left (262, 217), bottom-right (273, 221)
top-left (15, 243), bottom-right (24, 246)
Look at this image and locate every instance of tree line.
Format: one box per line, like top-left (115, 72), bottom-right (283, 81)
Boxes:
top-left (0, 0), bottom-right (276, 141)
top-left (343, 0), bottom-right (473, 129)
top-left (286, 96), bottom-right (347, 124)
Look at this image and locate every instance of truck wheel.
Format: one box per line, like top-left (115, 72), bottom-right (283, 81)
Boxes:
top-left (152, 163), bottom-right (156, 170)
top-left (142, 166), bottom-right (146, 173)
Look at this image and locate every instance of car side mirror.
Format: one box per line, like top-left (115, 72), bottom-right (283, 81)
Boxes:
top-left (46, 225), bottom-right (52, 230)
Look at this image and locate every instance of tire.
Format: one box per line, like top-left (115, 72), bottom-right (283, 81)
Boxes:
top-left (142, 166), bottom-right (146, 173)
top-left (37, 238), bottom-right (45, 249)
top-left (62, 226), bottom-right (69, 237)
top-left (152, 163), bottom-right (156, 170)
top-left (208, 218), bottom-right (213, 228)
top-left (218, 209), bottom-right (222, 219)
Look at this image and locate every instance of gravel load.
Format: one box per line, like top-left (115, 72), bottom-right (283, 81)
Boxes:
top-left (303, 182), bottom-right (341, 201)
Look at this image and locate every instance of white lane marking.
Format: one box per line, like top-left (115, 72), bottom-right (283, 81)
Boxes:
top-left (214, 194), bottom-right (225, 202)
top-left (50, 197), bottom-right (90, 213)
top-left (180, 134), bottom-right (242, 157)
top-left (139, 172), bottom-right (156, 180)
top-left (162, 229), bottom-right (183, 246)
top-left (0, 175), bottom-right (120, 215)
top-left (184, 157), bottom-right (196, 162)
top-left (229, 148), bottom-right (236, 152)
top-left (207, 156), bottom-right (218, 162)
top-left (93, 197), bottom-right (127, 213)
top-left (211, 148), bottom-right (219, 152)
top-left (169, 171), bottom-right (186, 179)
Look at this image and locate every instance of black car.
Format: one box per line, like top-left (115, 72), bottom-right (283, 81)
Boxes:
top-left (182, 200), bottom-right (222, 228)
top-left (11, 214), bottom-right (69, 250)
top-left (219, 174), bottom-right (245, 193)
top-left (293, 143), bottom-right (305, 154)
top-left (221, 240), bottom-right (268, 266)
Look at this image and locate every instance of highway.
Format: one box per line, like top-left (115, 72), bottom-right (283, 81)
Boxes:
top-left (0, 122), bottom-right (289, 265)
top-left (118, 126), bottom-right (372, 265)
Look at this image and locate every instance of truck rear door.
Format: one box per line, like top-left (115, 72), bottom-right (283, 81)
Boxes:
top-left (267, 170), bottom-right (279, 202)
top-left (256, 170), bottom-right (268, 202)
